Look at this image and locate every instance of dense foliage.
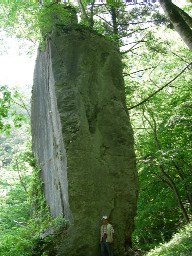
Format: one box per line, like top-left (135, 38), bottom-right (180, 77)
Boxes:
top-left (125, 24), bottom-right (192, 249)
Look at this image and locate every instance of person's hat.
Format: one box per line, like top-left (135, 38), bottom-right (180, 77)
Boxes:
top-left (102, 216), bottom-right (108, 220)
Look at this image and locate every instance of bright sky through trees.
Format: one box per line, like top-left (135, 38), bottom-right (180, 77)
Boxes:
top-left (0, 34), bottom-right (36, 88)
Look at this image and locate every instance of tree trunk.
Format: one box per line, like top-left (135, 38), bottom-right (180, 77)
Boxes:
top-left (143, 111), bottom-right (190, 224)
top-left (159, 0), bottom-right (192, 50)
top-left (173, 162), bottom-right (192, 212)
top-left (110, 6), bottom-right (119, 38)
top-left (158, 165), bottom-right (190, 224)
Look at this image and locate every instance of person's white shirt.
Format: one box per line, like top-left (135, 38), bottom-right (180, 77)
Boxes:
top-left (100, 223), bottom-right (114, 243)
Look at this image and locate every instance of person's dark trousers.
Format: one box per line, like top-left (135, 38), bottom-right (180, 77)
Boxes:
top-left (100, 240), bottom-right (113, 256)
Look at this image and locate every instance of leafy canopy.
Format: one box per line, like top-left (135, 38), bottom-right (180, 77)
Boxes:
top-left (0, 2), bottom-right (76, 46)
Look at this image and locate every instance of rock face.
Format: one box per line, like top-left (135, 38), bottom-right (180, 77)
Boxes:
top-left (31, 26), bottom-right (138, 256)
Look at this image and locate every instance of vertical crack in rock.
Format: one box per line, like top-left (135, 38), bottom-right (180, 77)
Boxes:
top-left (31, 26), bottom-right (138, 256)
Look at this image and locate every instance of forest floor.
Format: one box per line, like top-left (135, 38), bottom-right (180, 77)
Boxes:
top-left (143, 222), bottom-right (192, 256)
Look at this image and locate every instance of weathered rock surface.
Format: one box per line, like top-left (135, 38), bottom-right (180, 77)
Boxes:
top-left (31, 26), bottom-right (138, 256)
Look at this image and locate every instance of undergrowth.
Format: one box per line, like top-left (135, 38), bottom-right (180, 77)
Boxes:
top-left (146, 222), bottom-right (192, 256)
top-left (0, 151), bottom-right (67, 256)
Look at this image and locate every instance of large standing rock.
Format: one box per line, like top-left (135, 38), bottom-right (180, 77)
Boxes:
top-left (31, 26), bottom-right (138, 256)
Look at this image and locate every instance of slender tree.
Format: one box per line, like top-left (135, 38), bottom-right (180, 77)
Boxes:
top-left (159, 0), bottom-right (192, 50)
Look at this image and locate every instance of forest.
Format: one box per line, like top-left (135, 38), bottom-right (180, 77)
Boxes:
top-left (0, 0), bottom-right (192, 255)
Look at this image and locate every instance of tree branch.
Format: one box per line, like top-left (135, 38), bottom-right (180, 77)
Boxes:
top-left (121, 35), bottom-right (146, 54)
top-left (119, 19), bottom-right (164, 26)
top-left (123, 66), bottom-right (157, 77)
top-left (79, 0), bottom-right (90, 25)
top-left (170, 50), bottom-right (191, 65)
top-left (90, 0), bottom-right (96, 28)
top-left (12, 96), bottom-right (30, 118)
top-left (94, 14), bottom-right (113, 28)
top-left (127, 62), bottom-right (192, 110)
top-left (15, 158), bottom-right (28, 194)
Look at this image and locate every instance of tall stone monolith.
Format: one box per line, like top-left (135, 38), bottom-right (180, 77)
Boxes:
top-left (31, 25), bottom-right (138, 256)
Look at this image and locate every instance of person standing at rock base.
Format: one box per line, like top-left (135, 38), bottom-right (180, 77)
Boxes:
top-left (100, 216), bottom-right (114, 256)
